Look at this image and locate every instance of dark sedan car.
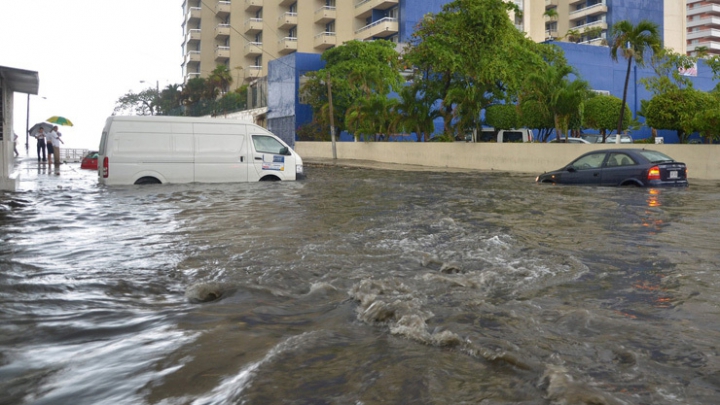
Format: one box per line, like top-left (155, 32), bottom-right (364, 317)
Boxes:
top-left (536, 149), bottom-right (688, 187)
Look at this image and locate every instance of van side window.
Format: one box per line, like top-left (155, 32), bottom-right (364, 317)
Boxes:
top-left (252, 135), bottom-right (285, 154)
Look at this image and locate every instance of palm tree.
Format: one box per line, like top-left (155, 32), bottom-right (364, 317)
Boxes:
top-left (208, 65), bottom-right (233, 97)
top-left (522, 63), bottom-right (590, 142)
top-left (610, 20), bottom-right (662, 136)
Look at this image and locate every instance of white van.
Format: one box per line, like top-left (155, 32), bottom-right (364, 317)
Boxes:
top-left (97, 116), bottom-right (304, 185)
top-left (473, 128), bottom-right (534, 143)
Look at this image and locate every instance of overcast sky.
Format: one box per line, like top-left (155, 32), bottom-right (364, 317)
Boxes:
top-left (1, 1), bottom-right (183, 151)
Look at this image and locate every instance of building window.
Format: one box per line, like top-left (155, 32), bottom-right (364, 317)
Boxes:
top-left (289, 27), bottom-right (297, 38)
top-left (255, 55), bottom-right (262, 67)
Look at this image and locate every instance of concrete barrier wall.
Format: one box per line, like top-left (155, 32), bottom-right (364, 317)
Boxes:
top-left (295, 142), bottom-right (720, 181)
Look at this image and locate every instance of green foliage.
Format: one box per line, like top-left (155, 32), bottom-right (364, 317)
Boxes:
top-left (114, 88), bottom-right (158, 116)
top-left (644, 89), bottom-right (715, 143)
top-left (690, 93), bottom-right (720, 142)
top-left (610, 19), bottom-right (662, 134)
top-left (583, 95), bottom-right (632, 136)
top-left (641, 48), bottom-right (697, 95)
top-left (485, 104), bottom-right (519, 130)
top-left (402, 0), bottom-right (548, 137)
top-left (301, 40), bottom-right (403, 136)
top-left (519, 100), bottom-right (555, 142)
top-left (296, 121), bottom-right (329, 141)
top-left (520, 62), bottom-right (590, 141)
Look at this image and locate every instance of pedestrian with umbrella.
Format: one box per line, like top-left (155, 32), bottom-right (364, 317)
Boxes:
top-left (32, 126), bottom-right (48, 162)
top-left (45, 117), bottom-right (73, 166)
top-left (47, 126), bottom-right (64, 166)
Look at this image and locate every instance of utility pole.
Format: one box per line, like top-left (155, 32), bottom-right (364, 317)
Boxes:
top-left (326, 72), bottom-right (337, 160)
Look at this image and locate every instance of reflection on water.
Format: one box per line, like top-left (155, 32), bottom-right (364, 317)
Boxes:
top-left (1, 162), bottom-right (719, 405)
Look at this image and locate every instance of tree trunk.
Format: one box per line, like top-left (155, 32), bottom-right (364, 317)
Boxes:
top-left (617, 57), bottom-right (633, 135)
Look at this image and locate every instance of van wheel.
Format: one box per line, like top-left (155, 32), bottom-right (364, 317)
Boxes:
top-left (259, 176), bottom-right (280, 182)
top-left (135, 177), bottom-right (161, 185)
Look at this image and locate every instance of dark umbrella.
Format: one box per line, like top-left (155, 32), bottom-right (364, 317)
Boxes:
top-left (28, 122), bottom-right (53, 137)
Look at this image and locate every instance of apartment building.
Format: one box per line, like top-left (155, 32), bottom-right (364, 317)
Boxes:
top-left (687, 0), bottom-right (720, 55)
top-left (542, 0), bottom-right (685, 53)
top-left (180, 0), bottom-right (433, 87)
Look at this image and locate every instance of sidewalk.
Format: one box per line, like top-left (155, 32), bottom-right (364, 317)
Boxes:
top-left (12, 154), bottom-right (96, 192)
top-left (304, 157), bottom-right (481, 173)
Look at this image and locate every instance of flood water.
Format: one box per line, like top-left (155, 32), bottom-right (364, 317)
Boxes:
top-left (1, 160), bottom-right (720, 405)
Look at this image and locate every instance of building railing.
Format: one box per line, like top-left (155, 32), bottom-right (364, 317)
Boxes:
top-left (569, 2), bottom-right (607, 15)
top-left (355, 17), bottom-right (398, 34)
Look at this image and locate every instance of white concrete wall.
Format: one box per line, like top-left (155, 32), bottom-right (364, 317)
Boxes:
top-left (295, 141), bottom-right (720, 181)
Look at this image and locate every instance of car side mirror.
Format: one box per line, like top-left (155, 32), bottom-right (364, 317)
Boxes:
top-left (279, 147), bottom-right (290, 156)
top-left (566, 166), bottom-right (576, 173)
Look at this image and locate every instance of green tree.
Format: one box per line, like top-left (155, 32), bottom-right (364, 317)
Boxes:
top-left (391, 84), bottom-right (438, 142)
top-left (583, 94), bottom-right (632, 139)
top-left (519, 99), bottom-right (555, 142)
top-left (114, 87), bottom-right (159, 116)
top-left (157, 84), bottom-right (183, 116)
top-left (208, 64), bottom-right (233, 97)
top-left (301, 40), bottom-right (403, 138)
top-left (609, 19), bottom-right (662, 135)
top-left (402, 0), bottom-right (547, 138)
top-left (641, 48), bottom-right (697, 95)
top-left (485, 104), bottom-right (519, 130)
top-left (644, 89), bottom-right (715, 143)
top-left (521, 63), bottom-right (590, 142)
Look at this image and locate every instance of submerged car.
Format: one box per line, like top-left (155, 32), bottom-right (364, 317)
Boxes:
top-left (80, 151), bottom-right (98, 170)
top-left (536, 149), bottom-right (688, 187)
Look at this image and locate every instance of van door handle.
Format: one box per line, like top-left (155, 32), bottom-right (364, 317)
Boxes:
top-left (240, 156), bottom-right (244, 162)
top-left (255, 157), bottom-right (262, 161)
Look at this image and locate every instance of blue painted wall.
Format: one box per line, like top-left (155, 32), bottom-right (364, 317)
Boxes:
top-left (606, 0), bottom-right (664, 44)
top-left (268, 53), bottom-right (325, 144)
top-left (554, 42), bottom-right (717, 143)
top-left (399, 0), bottom-right (451, 42)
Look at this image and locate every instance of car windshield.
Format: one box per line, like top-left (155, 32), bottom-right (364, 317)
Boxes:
top-left (638, 150), bottom-right (675, 163)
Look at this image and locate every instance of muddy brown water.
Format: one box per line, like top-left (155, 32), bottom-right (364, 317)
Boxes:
top-left (1, 160), bottom-right (719, 405)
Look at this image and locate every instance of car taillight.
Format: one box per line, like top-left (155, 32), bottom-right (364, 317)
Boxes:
top-left (647, 165), bottom-right (661, 181)
top-left (102, 157), bottom-right (109, 178)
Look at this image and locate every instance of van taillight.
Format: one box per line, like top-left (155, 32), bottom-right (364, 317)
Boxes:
top-left (102, 157), bottom-right (109, 178)
top-left (647, 166), bottom-right (660, 181)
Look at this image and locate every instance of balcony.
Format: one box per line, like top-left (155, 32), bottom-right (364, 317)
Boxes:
top-left (545, 29), bottom-right (558, 39)
top-left (278, 0), bottom-right (295, 5)
top-left (354, 17), bottom-right (398, 41)
top-left (688, 3), bottom-right (720, 17)
top-left (215, 45), bottom-right (230, 61)
top-left (569, 3), bottom-right (608, 22)
top-left (216, 1), bottom-right (231, 17)
top-left (215, 23), bottom-right (231, 39)
top-left (186, 72), bottom-right (202, 80)
top-left (185, 28), bottom-right (201, 45)
top-left (245, 0), bottom-right (263, 12)
top-left (688, 28), bottom-right (720, 41)
top-left (354, 0), bottom-right (398, 19)
top-left (314, 31), bottom-right (336, 49)
top-left (545, 0), bottom-right (558, 7)
top-left (573, 19), bottom-right (607, 32)
top-left (278, 12), bottom-right (298, 29)
top-left (244, 65), bottom-right (263, 80)
top-left (186, 6), bottom-right (201, 24)
top-left (184, 50), bottom-right (201, 65)
top-left (245, 18), bottom-right (263, 34)
top-left (314, 6), bottom-right (336, 24)
top-left (244, 41), bottom-right (263, 57)
top-left (568, 0), bottom-right (583, 5)
top-left (688, 16), bottom-right (720, 30)
top-left (278, 37), bottom-right (298, 54)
